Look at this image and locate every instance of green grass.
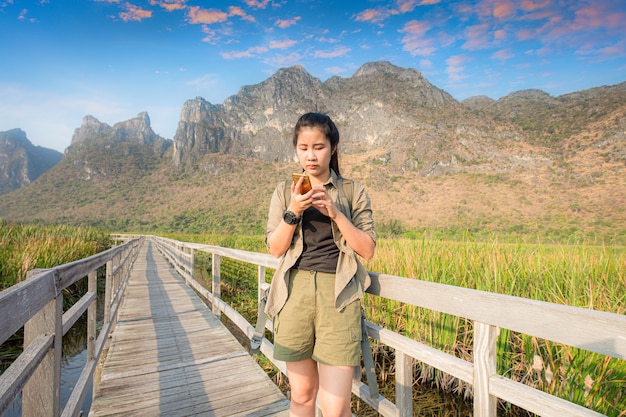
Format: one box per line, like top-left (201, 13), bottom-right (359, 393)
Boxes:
top-left (0, 220), bottom-right (111, 290)
top-left (1, 226), bottom-right (624, 415)
top-left (196, 233), bottom-right (625, 416)
top-left (0, 221), bottom-right (111, 368)
top-left (363, 237), bottom-right (626, 416)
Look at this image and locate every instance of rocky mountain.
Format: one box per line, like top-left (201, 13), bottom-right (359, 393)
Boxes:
top-left (172, 65), bottom-right (329, 166)
top-left (69, 112), bottom-right (168, 149)
top-left (0, 129), bottom-right (62, 195)
top-left (463, 81), bottom-right (626, 179)
top-left (173, 62), bottom-right (460, 164)
top-left (0, 61), bottom-right (624, 242)
top-left (173, 62), bottom-right (550, 178)
top-left (62, 112), bottom-right (171, 182)
top-left (463, 82), bottom-right (626, 148)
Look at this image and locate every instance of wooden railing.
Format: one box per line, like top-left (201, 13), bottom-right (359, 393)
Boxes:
top-left (0, 236), bottom-right (143, 417)
top-left (148, 234), bottom-right (626, 417)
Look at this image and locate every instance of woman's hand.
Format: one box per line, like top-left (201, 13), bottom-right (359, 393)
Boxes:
top-left (309, 186), bottom-right (339, 219)
top-left (268, 179), bottom-right (314, 258)
top-left (288, 178), bottom-right (315, 216)
top-left (310, 185), bottom-right (375, 260)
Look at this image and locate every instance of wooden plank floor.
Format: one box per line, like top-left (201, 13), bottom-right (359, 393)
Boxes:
top-left (89, 241), bottom-right (290, 417)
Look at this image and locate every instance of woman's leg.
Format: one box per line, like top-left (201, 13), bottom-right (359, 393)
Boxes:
top-left (317, 363), bottom-right (354, 417)
top-left (287, 358), bottom-right (319, 417)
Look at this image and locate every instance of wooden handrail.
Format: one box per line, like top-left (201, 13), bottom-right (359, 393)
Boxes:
top-left (0, 236), bottom-right (143, 417)
top-left (3, 234), bottom-right (622, 417)
top-left (148, 234), bottom-right (625, 417)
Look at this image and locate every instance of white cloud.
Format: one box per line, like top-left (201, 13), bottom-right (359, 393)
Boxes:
top-left (313, 45), bottom-right (351, 58)
top-left (325, 66), bottom-right (348, 75)
top-left (446, 55), bottom-right (469, 82)
top-left (269, 39), bottom-right (297, 49)
top-left (185, 74), bottom-right (221, 89)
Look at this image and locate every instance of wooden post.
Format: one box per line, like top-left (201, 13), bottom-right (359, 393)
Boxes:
top-left (87, 270), bottom-right (98, 404)
top-left (104, 259), bottom-right (113, 325)
top-left (474, 321), bottom-right (497, 417)
top-left (23, 270), bottom-right (62, 417)
top-left (212, 253), bottom-right (221, 317)
top-left (114, 252), bottom-right (121, 298)
top-left (257, 265), bottom-right (265, 301)
top-left (188, 247), bottom-right (194, 283)
top-left (87, 271), bottom-right (97, 361)
top-left (396, 350), bottom-right (413, 417)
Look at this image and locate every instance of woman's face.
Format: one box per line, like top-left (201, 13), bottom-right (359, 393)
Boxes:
top-left (295, 126), bottom-right (335, 180)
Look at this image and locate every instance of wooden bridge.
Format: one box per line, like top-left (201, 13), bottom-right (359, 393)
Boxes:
top-left (1, 235), bottom-right (625, 417)
top-left (87, 240), bottom-right (289, 416)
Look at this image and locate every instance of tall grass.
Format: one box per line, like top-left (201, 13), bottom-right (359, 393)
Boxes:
top-left (0, 221), bottom-right (111, 290)
top-left (190, 233), bottom-right (625, 415)
top-left (0, 221), bottom-right (111, 368)
top-left (3, 227), bottom-right (622, 415)
top-left (364, 237), bottom-right (625, 311)
top-left (363, 238), bottom-right (626, 416)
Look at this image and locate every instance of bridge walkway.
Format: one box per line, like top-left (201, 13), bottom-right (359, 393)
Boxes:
top-left (88, 241), bottom-right (290, 417)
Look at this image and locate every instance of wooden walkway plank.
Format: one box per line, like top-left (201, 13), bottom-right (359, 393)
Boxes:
top-left (89, 241), bottom-right (290, 417)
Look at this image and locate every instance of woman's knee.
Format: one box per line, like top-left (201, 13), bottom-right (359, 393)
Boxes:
top-left (290, 385), bottom-right (318, 407)
top-left (287, 359), bottom-right (319, 406)
top-left (317, 364), bottom-right (354, 417)
top-left (318, 396), bottom-right (351, 417)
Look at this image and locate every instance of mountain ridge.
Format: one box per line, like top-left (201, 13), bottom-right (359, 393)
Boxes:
top-left (0, 61), bottom-right (624, 242)
top-left (0, 129), bottom-right (62, 195)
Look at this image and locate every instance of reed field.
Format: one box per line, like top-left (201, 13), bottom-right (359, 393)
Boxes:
top-left (0, 221), bottom-right (111, 366)
top-left (190, 233), bottom-right (626, 416)
top-left (362, 238), bottom-right (626, 416)
top-left (0, 221), bottom-right (111, 290)
top-left (1, 226), bottom-right (624, 415)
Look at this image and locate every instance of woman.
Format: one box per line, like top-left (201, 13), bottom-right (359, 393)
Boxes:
top-left (265, 112), bottom-right (376, 417)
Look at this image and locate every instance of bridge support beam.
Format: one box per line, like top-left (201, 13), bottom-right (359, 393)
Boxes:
top-left (474, 321), bottom-right (497, 417)
top-left (23, 270), bottom-right (62, 417)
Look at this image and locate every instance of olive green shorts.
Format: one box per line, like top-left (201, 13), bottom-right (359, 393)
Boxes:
top-left (273, 269), bottom-right (362, 366)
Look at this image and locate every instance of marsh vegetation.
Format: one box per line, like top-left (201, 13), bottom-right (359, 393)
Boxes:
top-left (1, 226), bottom-right (624, 415)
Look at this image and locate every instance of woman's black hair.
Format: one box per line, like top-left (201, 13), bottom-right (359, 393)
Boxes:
top-left (293, 112), bottom-right (340, 176)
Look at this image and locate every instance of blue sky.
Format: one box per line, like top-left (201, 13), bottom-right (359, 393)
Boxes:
top-left (1, 0), bottom-right (625, 152)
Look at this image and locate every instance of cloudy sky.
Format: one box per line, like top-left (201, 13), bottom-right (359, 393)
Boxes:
top-left (1, 0), bottom-right (625, 152)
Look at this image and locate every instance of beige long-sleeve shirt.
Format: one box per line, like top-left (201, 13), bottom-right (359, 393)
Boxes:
top-left (264, 170), bottom-right (376, 318)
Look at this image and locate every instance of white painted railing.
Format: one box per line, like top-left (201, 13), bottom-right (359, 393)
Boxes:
top-left (0, 237), bottom-right (143, 417)
top-left (147, 234), bottom-right (626, 417)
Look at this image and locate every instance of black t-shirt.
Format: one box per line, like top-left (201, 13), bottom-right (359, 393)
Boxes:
top-left (293, 206), bottom-right (340, 273)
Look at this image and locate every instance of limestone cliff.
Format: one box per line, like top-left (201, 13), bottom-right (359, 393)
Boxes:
top-left (0, 129), bottom-right (62, 195)
top-left (70, 112), bottom-right (162, 149)
top-left (172, 61), bottom-right (529, 176)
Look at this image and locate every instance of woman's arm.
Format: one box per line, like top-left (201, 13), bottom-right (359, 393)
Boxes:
top-left (311, 184), bottom-right (376, 260)
top-left (266, 180), bottom-right (313, 258)
top-left (267, 220), bottom-right (297, 258)
top-left (330, 210), bottom-right (375, 260)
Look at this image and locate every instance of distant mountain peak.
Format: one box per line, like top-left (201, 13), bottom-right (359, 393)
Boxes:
top-left (0, 128), bottom-right (29, 147)
top-left (70, 112), bottom-right (159, 149)
top-left (110, 112), bottom-right (156, 144)
top-left (254, 64), bottom-right (322, 95)
top-left (354, 61), bottom-right (410, 77)
top-left (276, 64), bottom-right (308, 75)
top-left (0, 129), bottom-right (62, 195)
top-left (71, 115), bottom-right (111, 146)
top-left (500, 89), bottom-right (554, 101)
top-left (462, 95), bottom-right (496, 111)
